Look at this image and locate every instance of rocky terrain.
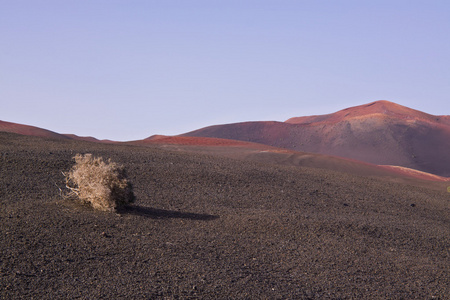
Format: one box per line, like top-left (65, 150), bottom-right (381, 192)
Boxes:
top-left (1, 132), bottom-right (449, 299)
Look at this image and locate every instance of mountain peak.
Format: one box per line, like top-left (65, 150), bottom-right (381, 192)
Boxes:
top-left (346, 100), bottom-right (421, 115)
top-left (286, 100), bottom-right (436, 125)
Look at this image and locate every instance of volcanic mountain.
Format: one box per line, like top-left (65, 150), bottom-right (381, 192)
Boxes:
top-left (0, 120), bottom-right (70, 140)
top-left (0, 120), bottom-right (113, 143)
top-left (183, 100), bottom-right (450, 177)
top-left (2, 100), bottom-right (449, 182)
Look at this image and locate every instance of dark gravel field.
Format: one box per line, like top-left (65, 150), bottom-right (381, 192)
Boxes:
top-left (1, 132), bottom-right (449, 299)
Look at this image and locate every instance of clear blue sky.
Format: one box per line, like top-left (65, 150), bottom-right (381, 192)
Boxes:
top-left (1, 1), bottom-right (449, 141)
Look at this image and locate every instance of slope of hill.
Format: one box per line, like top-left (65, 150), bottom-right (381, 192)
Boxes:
top-left (62, 134), bottom-right (115, 143)
top-left (0, 120), bottom-right (117, 143)
top-left (1, 132), bottom-right (449, 298)
top-left (133, 135), bottom-right (449, 191)
top-left (183, 101), bottom-right (450, 177)
top-left (0, 120), bottom-right (70, 140)
top-left (286, 100), bottom-right (450, 126)
top-left (136, 135), bottom-right (278, 149)
top-left (3, 112), bottom-right (449, 185)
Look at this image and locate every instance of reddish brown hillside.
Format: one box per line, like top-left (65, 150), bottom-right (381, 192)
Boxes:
top-left (286, 100), bottom-right (450, 126)
top-left (62, 134), bottom-right (115, 144)
top-left (183, 101), bottom-right (450, 177)
top-left (0, 120), bottom-right (69, 140)
top-left (0, 120), bottom-right (116, 143)
top-left (181, 121), bottom-right (292, 146)
top-left (133, 135), bottom-right (279, 150)
top-left (131, 134), bottom-right (449, 188)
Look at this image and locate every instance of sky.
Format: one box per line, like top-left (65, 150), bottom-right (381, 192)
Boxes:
top-left (1, 1), bottom-right (449, 141)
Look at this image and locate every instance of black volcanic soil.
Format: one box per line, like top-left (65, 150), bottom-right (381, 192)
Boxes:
top-left (1, 132), bottom-right (449, 299)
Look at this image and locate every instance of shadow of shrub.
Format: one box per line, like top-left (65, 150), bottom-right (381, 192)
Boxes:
top-left (117, 205), bottom-right (219, 221)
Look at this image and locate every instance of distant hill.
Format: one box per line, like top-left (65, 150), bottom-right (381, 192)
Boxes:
top-left (1, 113), bottom-right (448, 187)
top-left (182, 101), bottom-right (450, 177)
top-left (134, 135), bottom-right (279, 149)
top-left (62, 134), bottom-right (115, 143)
top-left (0, 120), bottom-right (114, 143)
top-left (3, 100), bottom-right (450, 178)
top-left (0, 120), bottom-right (70, 140)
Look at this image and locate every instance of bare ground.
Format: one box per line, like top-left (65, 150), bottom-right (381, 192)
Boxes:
top-left (1, 132), bottom-right (449, 299)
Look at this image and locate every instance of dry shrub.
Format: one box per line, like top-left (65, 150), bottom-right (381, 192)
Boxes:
top-left (64, 153), bottom-right (135, 211)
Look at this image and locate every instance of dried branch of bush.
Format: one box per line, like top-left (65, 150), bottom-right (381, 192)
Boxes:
top-left (63, 153), bottom-right (135, 211)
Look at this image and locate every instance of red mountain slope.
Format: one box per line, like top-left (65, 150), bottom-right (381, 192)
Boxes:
top-left (130, 135), bottom-right (449, 189)
top-left (139, 135), bottom-right (277, 149)
top-left (62, 134), bottom-right (115, 143)
top-left (1, 118), bottom-right (448, 186)
top-left (0, 120), bottom-right (115, 143)
top-left (286, 100), bottom-right (450, 126)
top-left (183, 101), bottom-right (450, 177)
top-left (0, 120), bottom-right (69, 140)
